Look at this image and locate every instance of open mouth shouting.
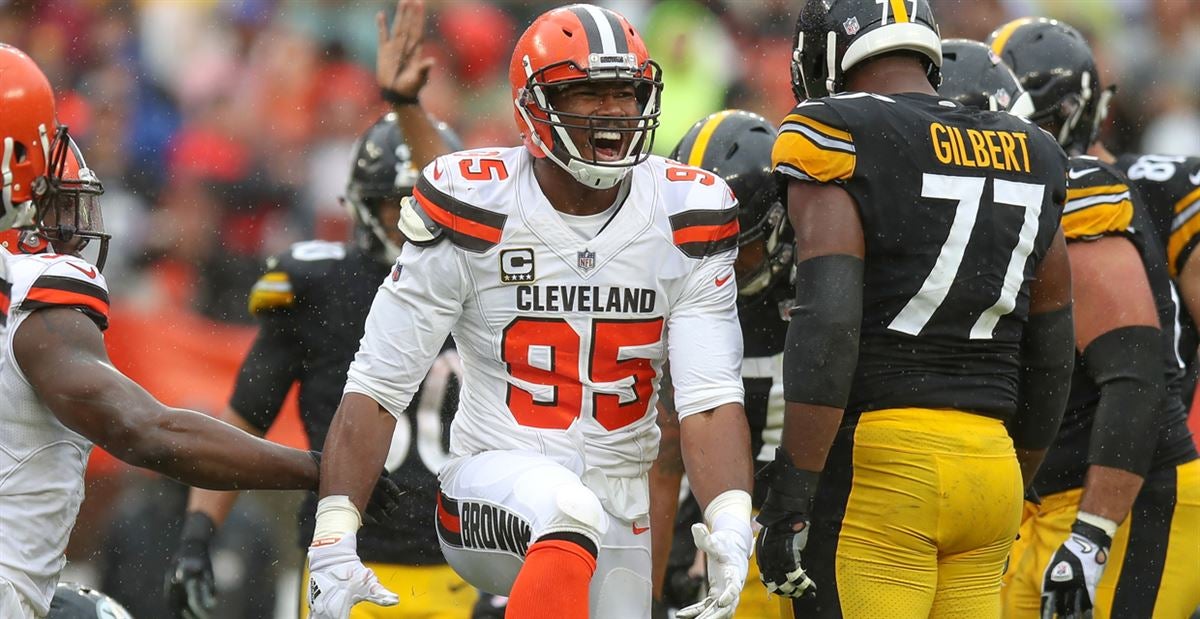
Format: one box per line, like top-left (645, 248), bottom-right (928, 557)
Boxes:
top-left (588, 129), bottom-right (628, 162)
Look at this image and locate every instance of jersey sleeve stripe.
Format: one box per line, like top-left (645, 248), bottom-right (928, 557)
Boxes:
top-left (248, 272), bottom-right (296, 314)
top-left (1066, 184), bottom-right (1129, 201)
top-left (22, 275), bottom-right (110, 329)
top-left (0, 278), bottom-right (9, 326)
top-left (780, 118), bottom-right (855, 153)
top-left (413, 177), bottom-right (507, 252)
top-left (772, 133), bottom-right (856, 183)
top-left (1063, 190), bottom-right (1132, 214)
top-left (1061, 200), bottom-right (1134, 241)
top-left (669, 207), bottom-right (739, 258)
top-left (1167, 187), bottom-right (1200, 276)
top-left (781, 113), bottom-right (853, 144)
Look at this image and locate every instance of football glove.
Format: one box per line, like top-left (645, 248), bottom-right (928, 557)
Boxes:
top-left (676, 515), bottom-right (752, 619)
top-left (754, 448), bottom-right (819, 599)
top-left (1040, 519), bottom-right (1112, 619)
top-left (165, 512), bottom-right (217, 619)
top-left (307, 534), bottom-right (398, 619)
top-left (308, 451), bottom-right (405, 525)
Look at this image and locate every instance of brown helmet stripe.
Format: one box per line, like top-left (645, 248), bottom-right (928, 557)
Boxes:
top-left (568, 5), bottom-right (628, 55)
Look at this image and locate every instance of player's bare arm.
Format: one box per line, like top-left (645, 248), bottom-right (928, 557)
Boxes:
top-left (15, 306), bottom-right (318, 491)
top-left (648, 400), bottom-right (684, 599)
top-left (1069, 235), bottom-right (1161, 522)
top-left (679, 403), bottom-right (751, 508)
top-left (376, 0), bottom-right (448, 168)
top-left (318, 393), bottom-right (398, 515)
top-left (1009, 227), bottom-right (1073, 488)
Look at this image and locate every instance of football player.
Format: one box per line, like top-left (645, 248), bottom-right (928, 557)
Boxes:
top-left (307, 5), bottom-right (756, 619)
top-left (0, 45), bottom-right (401, 619)
top-left (166, 113), bottom-right (469, 619)
top-left (165, 3), bottom-right (470, 617)
top-left (756, 1), bottom-right (1076, 616)
top-left (651, 109), bottom-right (793, 619)
top-left (990, 18), bottom-right (1200, 618)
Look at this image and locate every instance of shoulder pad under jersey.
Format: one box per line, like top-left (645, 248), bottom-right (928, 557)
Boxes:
top-left (654, 156), bottom-right (740, 259)
top-left (773, 99), bottom-right (857, 184)
top-left (1061, 157), bottom-right (1134, 241)
top-left (407, 151), bottom-right (513, 253)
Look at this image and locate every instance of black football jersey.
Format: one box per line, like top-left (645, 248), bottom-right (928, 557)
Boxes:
top-left (1116, 152), bottom-right (1200, 391)
top-left (1036, 159), bottom-right (1198, 496)
top-left (230, 240), bottom-right (457, 565)
top-left (739, 281), bottom-right (792, 505)
top-left (773, 92), bottom-right (1068, 420)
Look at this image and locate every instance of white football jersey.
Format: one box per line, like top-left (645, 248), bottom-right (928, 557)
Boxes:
top-left (345, 147), bottom-right (745, 502)
top-left (0, 253), bottom-right (109, 616)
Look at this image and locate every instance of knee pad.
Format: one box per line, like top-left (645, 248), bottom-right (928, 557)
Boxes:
top-left (542, 484), bottom-right (608, 544)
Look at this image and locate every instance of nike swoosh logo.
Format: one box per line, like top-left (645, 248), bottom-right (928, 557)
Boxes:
top-left (65, 262), bottom-right (97, 279)
top-left (715, 274), bottom-right (733, 287)
top-left (433, 159), bottom-right (444, 181)
top-left (1190, 170), bottom-right (1200, 186)
top-left (1068, 167), bottom-right (1100, 179)
top-left (632, 524), bottom-right (649, 535)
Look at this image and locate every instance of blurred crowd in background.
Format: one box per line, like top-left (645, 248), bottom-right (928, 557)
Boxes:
top-left (2, 0), bottom-right (1198, 616)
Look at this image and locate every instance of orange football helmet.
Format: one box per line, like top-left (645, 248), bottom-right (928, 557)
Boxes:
top-left (0, 43), bottom-right (59, 231)
top-left (0, 135), bottom-right (109, 269)
top-left (510, 4), bottom-right (662, 190)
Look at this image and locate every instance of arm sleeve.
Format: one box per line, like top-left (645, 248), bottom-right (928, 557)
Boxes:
top-left (667, 247), bottom-right (744, 419)
top-left (1167, 178), bottom-right (1200, 277)
top-left (343, 241), bottom-right (466, 419)
top-left (1081, 325), bottom-right (1164, 476)
top-left (229, 312), bottom-right (303, 433)
top-left (1061, 164), bottom-right (1134, 242)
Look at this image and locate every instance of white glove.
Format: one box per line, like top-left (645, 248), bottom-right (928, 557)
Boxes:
top-left (677, 490), bottom-right (753, 619)
top-left (307, 535), bottom-right (399, 619)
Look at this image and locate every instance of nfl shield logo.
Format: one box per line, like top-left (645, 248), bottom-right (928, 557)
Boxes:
top-left (843, 17), bottom-right (860, 35)
top-left (577, 249), bottom-right (596, 272)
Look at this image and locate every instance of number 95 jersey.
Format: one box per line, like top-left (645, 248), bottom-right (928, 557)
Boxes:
top-left (774, 93), bottom-right (1068, 420)
top-left (345, 147), bottom-right (744, 484)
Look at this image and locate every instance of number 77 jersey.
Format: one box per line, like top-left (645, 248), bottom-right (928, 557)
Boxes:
top-left (345, 146), bottom-right (745, 481)
top-left (773, 92), bottom-right (1069, 420)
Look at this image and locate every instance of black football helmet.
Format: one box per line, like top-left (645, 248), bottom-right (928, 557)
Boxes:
top-left (790, 0), bottom-right (942, 100)
top-left (343, 113), bottom-right (463, 263)
top-left (988, 18), bottom-right (1114, 155)
top-left (938, 39), bottom-right (1034, 117)
top-left (670, 110), bottom-right (792, 303)
top-left (48, 583), bottom-right (133, 619)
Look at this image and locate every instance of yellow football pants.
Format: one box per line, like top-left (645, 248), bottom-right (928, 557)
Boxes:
top-left (1003, 458), bottom-right (1200, 619)
top-left (299, 562), bottom-right (475, 619)
top-left (785, 408), bottom-right (1024, 619)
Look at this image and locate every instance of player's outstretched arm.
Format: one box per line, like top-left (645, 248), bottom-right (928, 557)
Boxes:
top-left (14, 307), bottom-right (318, 491)
top-left (756, 179), bottom-right (864, 601)
top-left (166, 407), bottom-right (265, 619)
top-left (376, 0), bottom-right (450, 167)
top-left (1009, 226), bottom-right (1073, 488)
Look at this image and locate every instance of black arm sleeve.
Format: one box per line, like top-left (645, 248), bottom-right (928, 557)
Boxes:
top-left (228, 312), bottom-right (303, 433)
top-left (1081, 325), bottom-right (1164, 476)
top-left (1009, 306), bottom-right (1075, 450)
top-left (782, 255), bottom-right (864, 408)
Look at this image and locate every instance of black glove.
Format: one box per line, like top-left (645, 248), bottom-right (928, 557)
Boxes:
top-left (308, 451), bottom-right (405, 526)
top-left (754, 448), bottom-right (819, 599)
top-left (1040, 519), bottom-right (1112, 619)
top-left (165, 512), bottom-right (217, 619)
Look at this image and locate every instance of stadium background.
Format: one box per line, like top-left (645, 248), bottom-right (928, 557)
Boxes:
top-left (2, 0), bottom-right (1197, 616)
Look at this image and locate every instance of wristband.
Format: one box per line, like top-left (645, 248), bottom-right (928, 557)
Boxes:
top-left (704, 489), bottom-right (753, 552)
top-left (312, 495), bottom-right (361, 545)
top-left (180, 511), bottom-right (217, 543)
top-left (1076, 511), bottom-right (1119, 538)
top-left (380, 87), bottom-right (420, 106)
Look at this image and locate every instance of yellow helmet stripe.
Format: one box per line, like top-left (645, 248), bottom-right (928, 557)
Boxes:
top-left (889, 0), bottom-right (910, 23)
top-left (989, 18), bottom-right (1035, 56)
top-left (687, 110), bottom-right (735, 168)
